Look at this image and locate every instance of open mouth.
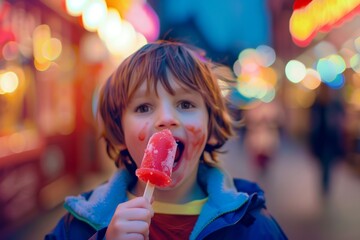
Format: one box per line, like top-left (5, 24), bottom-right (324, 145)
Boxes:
top-left (173, 140), bottom-right (184, 170)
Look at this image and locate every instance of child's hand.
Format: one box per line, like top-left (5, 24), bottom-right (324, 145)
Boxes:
top-left (106, 197), bottom-right (154, 240)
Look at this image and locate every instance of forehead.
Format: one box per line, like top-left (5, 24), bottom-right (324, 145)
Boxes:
top-left (133, 71), bottom-right (194, 97)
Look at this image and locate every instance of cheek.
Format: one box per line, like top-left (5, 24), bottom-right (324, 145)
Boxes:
top-left (185, 125), bottom-right (207, 155)
top-left (126, 122), bottom-right (149, 144)
top-left (138, 122), bottom-right (149, 142)
top-left (125, 122), bottom-right (150, 163)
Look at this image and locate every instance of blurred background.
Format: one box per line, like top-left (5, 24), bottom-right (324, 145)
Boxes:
top-left (1, 0), bottom-right (360, 239)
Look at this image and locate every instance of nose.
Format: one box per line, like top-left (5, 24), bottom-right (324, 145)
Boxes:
top-left (155, 103), bottom-right (179, 129)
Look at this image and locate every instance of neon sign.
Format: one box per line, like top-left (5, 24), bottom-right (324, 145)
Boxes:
top-left (290, 0), bottom-right (360, 47)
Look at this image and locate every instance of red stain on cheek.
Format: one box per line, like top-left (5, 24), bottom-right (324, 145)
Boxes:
top-left (138, 123), bottom-right (149, 141)
top-left (186, 125), bottom-right (201, 135)
top-left (185, 125), bottom-right (206, 152)
top-left (194, 134), bottom-right (206, 149)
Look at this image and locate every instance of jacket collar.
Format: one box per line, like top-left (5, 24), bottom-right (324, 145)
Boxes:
top-left (190, 164), bottom-right (249, 239)
top-left (64, 163), bottom-right (249, 233)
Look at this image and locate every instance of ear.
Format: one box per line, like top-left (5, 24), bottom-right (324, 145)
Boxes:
top-left (207, 134), bottom-right (218, 146)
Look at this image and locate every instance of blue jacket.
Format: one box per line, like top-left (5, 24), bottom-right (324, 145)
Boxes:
top-left (45, 164), bottom-right (287, 239)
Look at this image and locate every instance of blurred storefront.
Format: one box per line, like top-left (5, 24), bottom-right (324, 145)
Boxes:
top-left (0, 0), bottom-right (103, 234)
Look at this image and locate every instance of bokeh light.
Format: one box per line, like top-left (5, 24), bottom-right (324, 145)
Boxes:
top-left (42, 38), bottom-right (62, 61)
top-left (285, 60), bottom-right (306, 83)
top-left (326, 73), bottom-right (345, 89)
top-left (125, 2), bottom-right (160, 41)
top-left (256, 45), bottom-right (276, 67)
top-left (82, 0), bottom-right (108, 32)
top-left (238, 48), bottom-right (262, 67)
top-left (2, 41), bottom-right (19, 61)
top-left (0, 71), bottom-right (19, 94)
top-left (300, 68), bottom-right (322, 90)
top-left (328, 54), bottom-right (346, 74)
top-left (350, 53), bottom-right (360, 73)
top-left (316, 58), bottom-right (337, 83)
top-left (65, 0), bottom-right (88, 16)
top-left (97, 8), bottom-right (122, 42)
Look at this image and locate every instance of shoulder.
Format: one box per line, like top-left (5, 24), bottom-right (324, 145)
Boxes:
top-left (239, 206), bottom-right (288, 239)
top-left (232, 177), bottom-right (266, 211)
top-left (205, 204), bottom-right (288, 240)
top-left (231, 179), bottom-right (288, 239)
top-left (233, 178), bottom-right (264, 195)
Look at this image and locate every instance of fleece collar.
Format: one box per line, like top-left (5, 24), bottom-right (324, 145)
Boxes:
top-left (64, 164), bottom-right (249, 237)
top-left (64, 170), bottom-right (136, 230)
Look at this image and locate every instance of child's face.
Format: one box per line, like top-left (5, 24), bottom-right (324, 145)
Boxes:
top-left (122, 74), bottom-right (210, 189)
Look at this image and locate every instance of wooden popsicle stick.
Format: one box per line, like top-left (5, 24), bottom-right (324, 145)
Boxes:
top-left (143, 181), bottom-right (155, 201)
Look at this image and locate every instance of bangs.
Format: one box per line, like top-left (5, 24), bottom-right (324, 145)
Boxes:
top-left (125, 43), bottom-right (206, 102)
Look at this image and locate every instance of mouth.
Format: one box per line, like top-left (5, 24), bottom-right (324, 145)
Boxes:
top-left (173, 139), bottom-right (184, 170)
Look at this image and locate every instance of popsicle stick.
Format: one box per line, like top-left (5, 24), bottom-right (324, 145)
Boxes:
top-left (143, 181), bottom-right (155, 201)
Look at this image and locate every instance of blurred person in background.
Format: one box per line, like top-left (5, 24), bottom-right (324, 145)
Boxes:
top-left (309, 84), bottom-right (346, 196)
top-left (45, 40), bottom-right (287, 239)
top-left (243, 100), bottom-right (285, 173)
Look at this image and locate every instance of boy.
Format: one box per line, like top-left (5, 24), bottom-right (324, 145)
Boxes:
top-left (46, 40), bottom-right (287, 239)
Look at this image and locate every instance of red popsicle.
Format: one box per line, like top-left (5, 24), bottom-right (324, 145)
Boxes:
top-left (136, 129), bottom-right (177, 200)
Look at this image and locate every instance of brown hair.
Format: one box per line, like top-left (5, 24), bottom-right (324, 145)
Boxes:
top-left (98, 40), bottom-right (237, 168)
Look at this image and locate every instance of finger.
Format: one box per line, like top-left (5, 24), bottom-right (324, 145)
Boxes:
top-left (111, 232), bottom-right (145, 240)
top-left (118, 220), bottom-right (150, 236)
top-left (117, 197), bottom-right (154, 217)
top-left (126, 232), bottom-right (146, 240)
top-left (118, 197), bottom-right (151, 209)
top-left (121, 209), bottom-right (153, 221)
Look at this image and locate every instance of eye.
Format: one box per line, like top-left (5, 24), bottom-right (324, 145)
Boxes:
top-left (178, 101), bottom-right (195, 110)
top-left (135, 104), bottom-right (151, 113)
